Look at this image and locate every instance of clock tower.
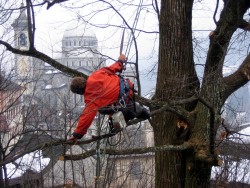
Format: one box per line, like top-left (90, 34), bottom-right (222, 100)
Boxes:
top-left (12, 3), bottom-right (33, 93)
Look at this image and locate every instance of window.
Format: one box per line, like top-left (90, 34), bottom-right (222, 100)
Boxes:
top-left (84, 40), bottom-right (89, 46)
top-left (19, 33), bottom-right (27, 46)
top-left (89, 60), bottom-right (93, 67)
top-left (130, 161), bottom-right (141, 179)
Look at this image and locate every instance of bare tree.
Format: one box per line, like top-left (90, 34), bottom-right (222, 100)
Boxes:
top-left (0, 0), bottom-right (250, 188)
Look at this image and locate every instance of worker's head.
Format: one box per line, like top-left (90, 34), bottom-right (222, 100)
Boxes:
top-left (70, 77), bottom-right (86, 95)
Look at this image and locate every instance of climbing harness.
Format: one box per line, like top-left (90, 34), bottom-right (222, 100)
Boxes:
top-left (118, 76), bottom-right (130, 108)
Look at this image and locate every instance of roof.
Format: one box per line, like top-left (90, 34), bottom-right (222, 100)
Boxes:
top-left (11, 3), bottom-right (28, 29)
top-left (63, 21), bottom-right (96, 38)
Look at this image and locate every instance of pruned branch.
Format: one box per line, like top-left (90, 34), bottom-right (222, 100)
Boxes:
top-left (60, 142), bottom-right (193, 161)
top-left (223, 53), bottom-right (250, 100)
top-left (238, 19), bottom-right (250, 31)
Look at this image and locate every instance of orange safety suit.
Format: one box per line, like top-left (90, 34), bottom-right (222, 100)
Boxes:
top-left (74, 61), bottom-right (133, 136)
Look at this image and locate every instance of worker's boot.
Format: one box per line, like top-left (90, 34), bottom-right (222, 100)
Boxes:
top-left (135, 103), bottom-right (150, 120)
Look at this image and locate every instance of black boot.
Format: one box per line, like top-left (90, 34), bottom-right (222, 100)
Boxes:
top-left (136, 107), bottom-right (150, 120)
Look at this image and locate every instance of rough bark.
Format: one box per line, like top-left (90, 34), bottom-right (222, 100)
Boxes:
top-left (155, 0), bottom-right (250, 187)
top-left (154, 0), bottom-right (200, 187)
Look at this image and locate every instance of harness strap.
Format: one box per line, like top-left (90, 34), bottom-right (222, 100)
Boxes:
top-left (99, 68), bottom-right (131, 111)
top-left (118, 76), bottom-right (130, 108)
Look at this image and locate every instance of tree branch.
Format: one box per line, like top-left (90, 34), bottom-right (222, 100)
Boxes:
top-left (238, 19), bottom-right (250, 31)
top-left (60, 142), bottom-right (193, 161)
top-left (223, 53), bottom-right (250, 100)
top-left (46, 0), bottom-right (69, 9)
top-left (213, 0), bottom-right (219, 25)
top-left (26, 0), bottom-right (35, 50)
top-left (152, 0), bottom-right (160, 20)
top-left (197, 97), bottom-right (215, 155)
top-left (205, 0), bottom-right (250, 80)
top-left (0, 40), bottom-right (86, 79)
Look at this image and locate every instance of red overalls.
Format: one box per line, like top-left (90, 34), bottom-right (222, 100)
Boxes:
top-left (74, 61), bottom-right (133, 136)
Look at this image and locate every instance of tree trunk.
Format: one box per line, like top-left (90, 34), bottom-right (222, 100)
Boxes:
top-left (154, 0), bottom-right (210, 187)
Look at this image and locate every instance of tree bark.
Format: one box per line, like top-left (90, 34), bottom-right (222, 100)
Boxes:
top-left (154, 0), bottom-right (200, 187)
top-left (154, 0), bottom-right (250, 187)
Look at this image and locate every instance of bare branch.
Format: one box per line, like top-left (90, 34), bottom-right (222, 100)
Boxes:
top-left (223, 53), bottom-right (250, 100)
top-left (61, 142), bottom-right (193, 161)
top-left (152, 0), bottom-right (160, 20)
top-left (0, 40), bottom-right (86, 79)
top-left (26, 0), bottom-right (35, 50)
top-left (46, 0), bottom-right (69, 9)
top-left (213, 0), bottom-right (219, 25)
top-left (198, 97), bottom-right (215, 155)
top-left (205, 0), bottom-right (250, 80)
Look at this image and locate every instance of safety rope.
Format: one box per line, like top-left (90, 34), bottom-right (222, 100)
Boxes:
top-left (122, 0), bottom-right (143, 95)
top-left (124, 0), bottom-right (143, 57)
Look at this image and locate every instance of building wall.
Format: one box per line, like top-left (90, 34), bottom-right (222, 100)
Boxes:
top-left (104, 120), bottom-right (155, 188)
top-left (0, 77), bottom-right (24, 154)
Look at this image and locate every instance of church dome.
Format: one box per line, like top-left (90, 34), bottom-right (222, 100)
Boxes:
top-left (63, 21), bottom-right (96, 38)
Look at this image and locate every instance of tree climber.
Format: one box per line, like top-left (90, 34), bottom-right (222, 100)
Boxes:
top-left (68, 54), bottom-right (150, 141)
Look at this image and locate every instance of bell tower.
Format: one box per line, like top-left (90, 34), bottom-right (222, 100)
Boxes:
top-left (11, 3), bottom-right (33, 93)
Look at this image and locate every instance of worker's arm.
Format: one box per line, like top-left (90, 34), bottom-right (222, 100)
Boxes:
top-left (71, 102), bottom-right (98, 139)
top-left (102, 54), bottom-right (127, 73)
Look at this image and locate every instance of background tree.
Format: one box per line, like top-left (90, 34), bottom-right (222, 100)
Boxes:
top-left (0, 0), bottom-right (250, 188)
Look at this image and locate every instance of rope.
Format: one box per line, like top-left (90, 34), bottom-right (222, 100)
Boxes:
top-left (122, 0), bottom-right (143, 95)
top-left (124, 0), bottom-right (143, 57)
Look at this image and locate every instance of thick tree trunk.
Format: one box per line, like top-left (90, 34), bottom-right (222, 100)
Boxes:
top-left (154, 0), bottom-right (212, 187)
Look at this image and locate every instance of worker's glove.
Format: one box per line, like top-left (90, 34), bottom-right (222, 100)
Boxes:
top-left (118, 54), bottom-right (127, 63)
top-left (67, 132), bottom-right (84, 144)
top-left (117, 54), bottom-right (127, 71)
